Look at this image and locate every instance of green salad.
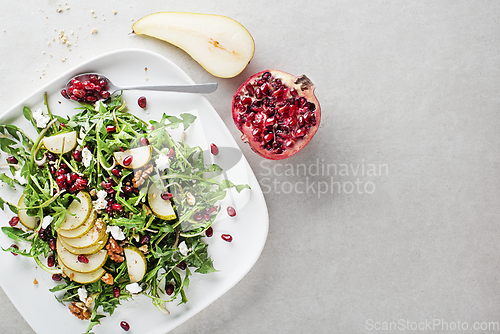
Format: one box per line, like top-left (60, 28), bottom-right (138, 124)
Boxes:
top-left (0, 93), bottom-right (248, 333)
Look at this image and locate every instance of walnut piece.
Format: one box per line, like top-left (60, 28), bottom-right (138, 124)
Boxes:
top-left (186, 192), bottom-right (196, 205)
top-left (101, 272), bottom-right (114, 285)
top-left (68, 302), bottom-right (91, 320)
top-left (132, 163), bottom-right (153, 188)
top-left (106, 237), bottom-right (124, 263)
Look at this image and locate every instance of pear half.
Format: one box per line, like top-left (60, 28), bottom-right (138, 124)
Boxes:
top-left (148, 183), bottom-right (177, 220)
top-left (132, 12), bottom-right (255, 78)
top-left (58, 191), bottom-right (92, 231)
top-left (124, 245), bottom-right (147, 283)
top-left (42, 131), bottom-right (78, 154)
top-left (56, 238), bottom-right (107, 273)
top-left (17, 194), bottom-right (38, 230)
top-left (114, 145), bottom-right (152, 169)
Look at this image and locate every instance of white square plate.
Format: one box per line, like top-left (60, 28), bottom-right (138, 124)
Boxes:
top-left (0, 49), bottom-right (269, 334)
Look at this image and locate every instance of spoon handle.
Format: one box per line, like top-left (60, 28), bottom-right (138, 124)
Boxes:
top-left (115, 83), bottom-right (218, 94)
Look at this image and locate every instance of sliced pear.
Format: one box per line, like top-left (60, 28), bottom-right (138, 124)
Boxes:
top-left (148, 183), bottom-right (177, 220)
top-left (57, 210), bottom-right (96, 239)
top-left (58, 191), bottom-right (92, 231)
top-left (56, 238), bottom-right (107, 273)
top-left (59, 233), bottom-right (109, 255)
top-left (132, 12), bottom-right (255, 78)
top-left (42, 131), bottom-right (78, 154)
top-left (124, 245), bottom-right (147, 283)
top-left (58, 218), bottom-right (107, 249)
top-left (114, 145), bottom-right (152, 169)
top-left (59, 260), bottom-right (106, 284)
top-left (17, 194), bottom-right (38, 230)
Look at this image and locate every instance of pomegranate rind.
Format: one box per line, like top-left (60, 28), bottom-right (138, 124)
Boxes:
top-left (232, 70), bottom-right (321, 160)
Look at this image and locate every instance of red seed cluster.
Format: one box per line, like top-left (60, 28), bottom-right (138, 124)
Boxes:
top-left (193, 206), bottom-right (218, 222)
top-left (61, 74), bottom-right (110, 103)
top-left (55, 162), bottom-right (88, 193)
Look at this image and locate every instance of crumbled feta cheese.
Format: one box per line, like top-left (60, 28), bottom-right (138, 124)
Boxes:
top-left (81, 147), bottom-right (93, 167)
top-left (155, 154), bottom-right (170, 171)
top-left (14, 169), bottom-right (27, 185)
top-left (78, 287), bottom-right (88, 302)
top-left (178, 241), bottom-right (189, 256)
top-left (106, 225), bottom-right (125, 241)
top-left (126, 283), bottom-right (142, 294)
top-left (92, 189), bottom-right (107, 210)
top-left (32, 109), bottom-right (50, 128)
top-left (41, 215), bottom-right (53, 229)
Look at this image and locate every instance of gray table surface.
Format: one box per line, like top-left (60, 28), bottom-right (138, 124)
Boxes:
top-left (1, 1), bottom-right (500, 333)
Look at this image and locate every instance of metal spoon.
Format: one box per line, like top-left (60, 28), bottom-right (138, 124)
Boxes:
top-left (63, 72), bottom-right (218, 101)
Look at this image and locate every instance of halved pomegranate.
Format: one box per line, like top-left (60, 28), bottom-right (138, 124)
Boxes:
top-left (232, 70), bottom-right (320, 160)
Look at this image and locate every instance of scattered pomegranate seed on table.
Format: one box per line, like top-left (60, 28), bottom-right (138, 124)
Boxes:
top-left (138, 96), bottom-right (147, 109)
top-left (7, 156), bottom-right (18, 164)
top-left (205, 226), bottom-right (213, 237)
top-left (52, 274), bottom-right (62, 281)
top-left (120, 321), bottom-right (130, 331)
top-left (221, 234), bottom-right (233, 242)
top-left (210, 143), bottom-right (219, 155)
top-left (47, 255), bottom-right (55, 267)
top-left (227, 206), bottom-right (236, 217)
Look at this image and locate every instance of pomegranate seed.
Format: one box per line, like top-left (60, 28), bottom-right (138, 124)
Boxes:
top-left (138, 96), bottom-right (147, 109)
top-left (78, 255), bottom-right (89, 263)
top-left (140, 234), bottom-right (151, 244)
top-left (263, 133), bottom-right (274, 143)
top-left (122, 155), bottom-right (133, 166)
top-left (52, 274), bottom-right (62, 281)
top-left (194, 213), bottom-right (203, 221)
top-left (106, 125), bottom-right (116, 133)
top-left (262, 71), bottom-right (272, 81)
top-left (204, 214), bottom-right (210, 221)
top-left (49, 238), bottom-right (56, 250)
top-left (38, 228), bottom-right (47, 240)
top-left (10, 244), bottom-right (18, 255)
top-left (7, 156), bottom-right (18, 164)
top-left (100, 91), bottom-right (110, 99)
top-left (245, 84), bottom-right (255, 96)
top-left (161, 192), bottom-right (173, 201)
top-left (46, 152), bottom-right (56, 161)
top-left (167, 148), bottom-right (175, 159)
top-left (49, 166), bottom-right (56, 175)
top-left (47, 255), bottom-right (55, 267)
top-left (296, 127), bottom-right (307, 138)
top-left (205, 226), bottom-right (213, 237)
top-left (140, 137), bottom-right (149, 146)
top-left (176, 261), bottom-right (187, 270)
top-left (210, 143), bottom-right (219, 155)
top-left (166, 283), bottom-right (174, 295)
top-left (61, 89), bottom-right (69, 99)
top-left (111, 203), bottom-right (123, 212)
top-left (122, 186), bottom-right (133, 193)
top-left (227, 206), bottom-right (236, 217)
top-left (221, 234), bottom-right (233, 242)
top-left (9, 216), bottom-right (19, 227)
top-left (73, 81), bottom-right (83, 89)
top-left (89, 75), bottom-right (98, 82)
top-left (101, 181), bottom-right (113, 190)
top-left (120, 321), bottom-right (130, 331)
top-left (73, 89), bottom-right (86, 99)
top-left (112, 168), bottom-right (122, 177)
top-left (72, 149), bottom-right (81, 162)
top-left (113, 286), bottom-right (120, 298)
